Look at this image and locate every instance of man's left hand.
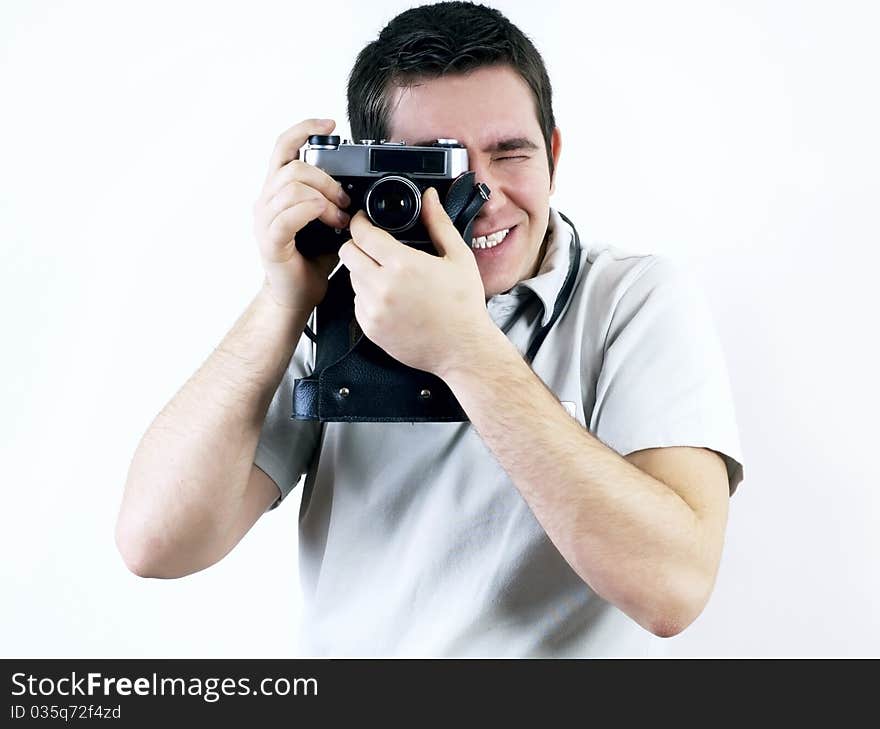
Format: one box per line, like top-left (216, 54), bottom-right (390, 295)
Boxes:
top-left (337, 186), bottom-right (495, 377)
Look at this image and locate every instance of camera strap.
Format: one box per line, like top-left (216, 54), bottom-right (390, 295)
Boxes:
top-left (497, 211), bottom-right (581, 365)
top-left (454, 182), bottom-right (492, 245)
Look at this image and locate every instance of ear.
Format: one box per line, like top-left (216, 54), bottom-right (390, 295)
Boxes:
top-left (549, 126), bottom-right (562, 196)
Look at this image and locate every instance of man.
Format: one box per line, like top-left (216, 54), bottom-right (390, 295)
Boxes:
top-left (116, 1), bottom-right (744, 657)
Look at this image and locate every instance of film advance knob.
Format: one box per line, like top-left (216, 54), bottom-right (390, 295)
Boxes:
top-left (308, 135), bottom-right (340, 148)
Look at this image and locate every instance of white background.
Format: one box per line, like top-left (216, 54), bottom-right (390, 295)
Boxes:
top-left (2, 0), bottom-right (878, 657)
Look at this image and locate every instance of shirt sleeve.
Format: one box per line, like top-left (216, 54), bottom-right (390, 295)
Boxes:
top-left (254, 310), bottom-right (324, 510)
top-left (589, 255), bottom-right (745, 495)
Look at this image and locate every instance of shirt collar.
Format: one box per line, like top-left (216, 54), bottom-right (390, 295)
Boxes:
top-left (502, 207), bottom-right (574, 327)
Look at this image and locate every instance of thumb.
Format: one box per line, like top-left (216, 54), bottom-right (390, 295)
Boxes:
top-left (421, 187), bottom-right (468, 259)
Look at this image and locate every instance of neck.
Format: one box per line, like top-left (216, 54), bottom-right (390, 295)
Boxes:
top-left (484, 221), bottom-right (553, 302)
top-left (528, 223), bottom-right (552, 279)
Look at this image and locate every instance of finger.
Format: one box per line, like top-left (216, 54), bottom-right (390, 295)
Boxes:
top-left (352, 292), bottom-right (372, 335)
top-left (348, 210), bottom-right (408, 267)
top-left (420, 187), bottom-right (466, 259)
top-left (261, 197), bottom-right (329, 261)
top-left (266, 180), bottom-right (350, 230)
top-left (348, 270), bottom-right (375, 299)
top-left (338, 238), bottom-right (381, 276)
top-left (264, 118), bottom-right (336, 185)
top-left (263, 159), bottom-right (351, 212)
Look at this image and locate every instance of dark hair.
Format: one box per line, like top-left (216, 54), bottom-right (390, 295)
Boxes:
top-left (347, 1), bottom-right (557, 178)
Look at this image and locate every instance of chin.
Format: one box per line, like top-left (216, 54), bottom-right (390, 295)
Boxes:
top-left (483, 280), bottom-right (513, 300)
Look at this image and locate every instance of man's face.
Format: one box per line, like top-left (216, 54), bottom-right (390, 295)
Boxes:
top-left (386, 64), bottom-right (562, 300)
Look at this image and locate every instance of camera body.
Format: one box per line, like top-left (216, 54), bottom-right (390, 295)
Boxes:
top-left (295, 136), bottom-right (476, 259)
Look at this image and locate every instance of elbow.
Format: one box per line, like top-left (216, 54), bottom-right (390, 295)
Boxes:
top-left (114, 512), bottom-right (183, 579)
top-left (648, 615), bottom-right (689, 639)
top-left (115, 476), bottom-right (164, 578)
top-left (116, 537), bottom-right (154, 579)
top-left (584, 559), bottom-right (716, 639)
top-left (645, 580), bottom-right (713, 639)
top-left (115, 521), bottom-right (159, 578)
top-left (114, 512), bottom-right (215, 580)
top-left (603, 562), bottom-right (715, 638)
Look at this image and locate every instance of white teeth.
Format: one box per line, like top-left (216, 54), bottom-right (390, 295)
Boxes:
top-left (471, 227), bottom-right (510, 249)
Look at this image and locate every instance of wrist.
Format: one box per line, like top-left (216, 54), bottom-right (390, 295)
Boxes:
top-left (258, 277), bottom-right (315, 319)
top-left (253, 283), bottom-right (315, 350)
top-left (436, 317), bottom-right (510, 383)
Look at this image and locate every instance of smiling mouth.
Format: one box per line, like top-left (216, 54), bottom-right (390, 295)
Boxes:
top-left (471, 226), bottom-right (514, 249)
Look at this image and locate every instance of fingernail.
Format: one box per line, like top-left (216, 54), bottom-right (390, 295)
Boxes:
top-left (338, 209), bottom-right (350, 226)
top-left (338, 189), bottom-right (351, 208)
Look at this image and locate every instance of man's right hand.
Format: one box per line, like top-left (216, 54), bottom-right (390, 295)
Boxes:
top-left (252, 118), bottom-right (352, 312)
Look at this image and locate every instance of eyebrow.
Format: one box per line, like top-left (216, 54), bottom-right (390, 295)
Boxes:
top-left (411, 137), bottom-right (540, 153)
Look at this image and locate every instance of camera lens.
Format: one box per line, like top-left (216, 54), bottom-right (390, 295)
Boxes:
top-left (365, 176), bottom-right (421, 232)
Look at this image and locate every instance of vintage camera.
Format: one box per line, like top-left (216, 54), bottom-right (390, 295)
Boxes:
top-left (294, 136), bottom-right (489, 259)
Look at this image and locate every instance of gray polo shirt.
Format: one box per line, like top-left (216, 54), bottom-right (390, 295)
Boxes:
top-left (254, 207), bottom-right (745, 657)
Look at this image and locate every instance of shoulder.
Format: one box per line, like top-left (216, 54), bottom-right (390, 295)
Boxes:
top-left (575, 242), bottom-right (694, 334)
top-left (550, 211), bottom-right (667, 299)
top-left (552, 212), bottom-right (710, 341)
top-left (574, 246), bottom-right (717, 363)
top-left (582, 244), bottom-right (687, 302)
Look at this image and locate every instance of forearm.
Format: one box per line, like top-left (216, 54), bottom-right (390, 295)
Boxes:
top-left (440, 325), bottom-right (709, 635)
top-left (116, 282), bottom-right (311, 574)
